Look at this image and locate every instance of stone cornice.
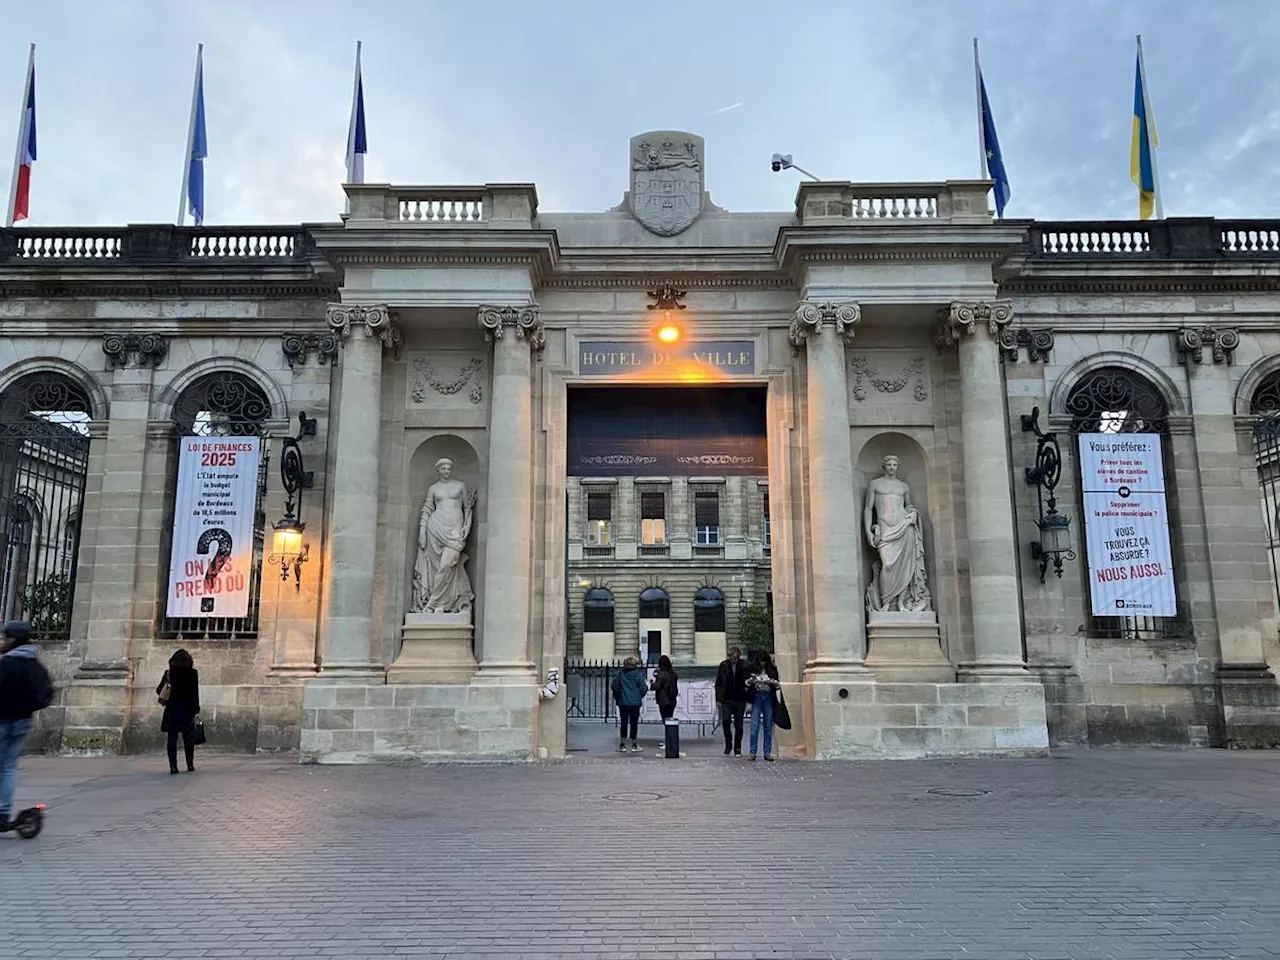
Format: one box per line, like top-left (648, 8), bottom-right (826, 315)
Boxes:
top-left (0, 279), bottom-right (338, 300)
top-left (309, 226), bottom-right (560, 285)
top-left (541, 272), bottom-right (796, 291)
top-left (774, 222), bottom-right (1025, 274)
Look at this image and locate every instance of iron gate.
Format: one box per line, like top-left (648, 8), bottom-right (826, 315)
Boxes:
top-left (565, 658), bottom-right (625, 720)
top-left (0, 373), bottom-right (92, 643)
top-left (1253, 414), bottom-right (1280, 615)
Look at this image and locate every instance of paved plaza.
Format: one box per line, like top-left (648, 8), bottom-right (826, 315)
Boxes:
top-left (2, 748), bottom-right (1280, 959)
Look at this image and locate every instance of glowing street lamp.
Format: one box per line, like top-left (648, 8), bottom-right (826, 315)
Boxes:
top-left (656, 321), bottom-right (681, 344)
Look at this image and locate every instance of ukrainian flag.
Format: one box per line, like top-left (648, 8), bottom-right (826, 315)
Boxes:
top-left (1130, 47), bottom-right (1158, 220)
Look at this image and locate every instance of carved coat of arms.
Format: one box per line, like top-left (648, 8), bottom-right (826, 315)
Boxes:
top-left (628, 131), bottom-right (704, 237)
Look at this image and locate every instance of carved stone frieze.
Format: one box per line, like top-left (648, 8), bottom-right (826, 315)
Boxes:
top-left (102, 333), bottom-right (167, 369)
top-left (788, 301), bottom-right (860, 351)
top-left (407, 354), bottom-right (485, 407)
top-left (935, 300), bottom-right (1014, 350)
top-left (849, 355), bottom-right (928, 402)
top-left (478, 304), bottom-right (544, 352)
top-left (281, 332), bottom-right (338, 368)
top-left (325, 303), bottom-right (402, 355)
top-left (1175, 326), bottom-right (1239, 365)
top-left (997, 327), bottom-right (1055, 363)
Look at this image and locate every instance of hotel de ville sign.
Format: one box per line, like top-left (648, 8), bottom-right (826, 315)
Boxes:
top-left (629, 130), bottom-right (704, 237)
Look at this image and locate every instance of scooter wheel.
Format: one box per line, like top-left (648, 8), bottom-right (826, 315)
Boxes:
top-left (13, 808), bottom-right (42, 840)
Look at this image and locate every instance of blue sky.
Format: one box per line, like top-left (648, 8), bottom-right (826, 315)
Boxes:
top-left (3, 0), bottom-right (1276, 226)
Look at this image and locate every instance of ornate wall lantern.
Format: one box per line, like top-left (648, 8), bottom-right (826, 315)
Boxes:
top-left (268, 411), bottom-right (316, 589)
top-left (1022, 406), bottom-right (1076, 582)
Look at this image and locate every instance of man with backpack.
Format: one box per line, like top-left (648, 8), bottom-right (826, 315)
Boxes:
top-left (0, 620), bottom-right (54, 832)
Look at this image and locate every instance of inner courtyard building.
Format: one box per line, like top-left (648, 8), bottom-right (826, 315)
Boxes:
top-left (2, 130), bottom-right (1279, 760)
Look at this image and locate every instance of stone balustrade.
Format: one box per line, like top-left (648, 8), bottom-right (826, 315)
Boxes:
top-left (794, 180), bottom-right (994, 225)
top-left (343, 183), bottom-right (540, 228)
top-left (0, 224), bottom-right (311, 263)
top-left (1027, 218), bottom-right (1280, 260)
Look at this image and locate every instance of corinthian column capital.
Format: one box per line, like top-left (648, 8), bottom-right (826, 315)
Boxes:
top-left (326, 303), bottom-right (402, 354)
top-left (936, 299), bottom-right (1014, 349)
top-left (479, 304), bottom-right (544, 353)
top-left (788, 301), bottom-right (860, 350)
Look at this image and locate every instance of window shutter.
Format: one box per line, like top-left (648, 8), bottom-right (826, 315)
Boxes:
top-left (694, 491), bottom-right (719, 527)
top-left (641, 492), bottom-right (665, 519)
top-left (586, 492), bottom-right (611, 521)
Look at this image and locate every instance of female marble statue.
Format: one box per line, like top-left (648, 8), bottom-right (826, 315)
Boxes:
top-left (411, 458), bottom-right (477, 615)
top-left (863, 454), bottom-right (932, 614)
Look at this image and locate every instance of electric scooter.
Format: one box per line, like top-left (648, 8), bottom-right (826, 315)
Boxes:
top-left (2, 803), bottom-right (45, 839)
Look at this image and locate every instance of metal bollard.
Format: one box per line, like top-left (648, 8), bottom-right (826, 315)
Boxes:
top-left (663, 718), bottom-right (680, 759)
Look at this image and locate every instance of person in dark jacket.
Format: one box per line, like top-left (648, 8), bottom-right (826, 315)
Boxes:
top-left (158, 649), bottom-right (201, 774)
top-left (715, 646), bottom-right (749, 756)
top-left (0, 620), bottom-right (53, 830)
top-left (610, 656), bottom-right (649, 753)
top-left (744, 651), bottom-right (781, 762)
top-left (650, 655), bottom-right (679, 723)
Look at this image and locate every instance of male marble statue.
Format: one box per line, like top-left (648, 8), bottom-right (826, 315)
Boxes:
top-left (411, 458), bottom-right (477, 614)
top-left (863, 455), bottom-right (933, 613)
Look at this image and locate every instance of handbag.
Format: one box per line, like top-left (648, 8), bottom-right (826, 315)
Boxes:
top-left (773, 690), bottom-right (793, 731)
top-left (157, 672), bottom-right (171, 706)
top-left (189, 716), bottom-right (207, 746)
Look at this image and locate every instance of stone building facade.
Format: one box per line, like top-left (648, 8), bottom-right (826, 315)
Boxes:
top-left (1, 132), bottom-right (1278, 760)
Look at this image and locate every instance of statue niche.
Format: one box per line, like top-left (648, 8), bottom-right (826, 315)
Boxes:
top-left (859, 448), bottom-right (952, 683)
top-left (411, 457), bottom-right (477, 615)
top-left (389, 452), bottom-right (480, 684)
top-left (863, 454), bottom-right (933, 614)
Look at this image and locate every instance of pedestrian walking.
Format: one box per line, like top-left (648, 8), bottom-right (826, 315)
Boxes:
top-left (157, 649), bottom-right (201, 774)
top-left (0, 620), bottom-right (54, 832)
top-left (715, 645), bottom-right (749, 756)
top-left (745, 651), bottom-right (781, 762)
top-left (610, 656), bottom-right (648, 754)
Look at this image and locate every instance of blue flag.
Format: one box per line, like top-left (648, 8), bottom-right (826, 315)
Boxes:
top-left (979, 71), bottom-right (1010, 217)
top-left (188, 51), bottom-right (207, 226)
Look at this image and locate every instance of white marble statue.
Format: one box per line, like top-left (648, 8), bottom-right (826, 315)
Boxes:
top-left (863, 454), bottom-right (933, 614)
top-left (411, 458), bottom-right (478, 615)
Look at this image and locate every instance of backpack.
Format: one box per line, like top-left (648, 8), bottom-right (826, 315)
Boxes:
top-left (29, 658), bottom-right (54, 712)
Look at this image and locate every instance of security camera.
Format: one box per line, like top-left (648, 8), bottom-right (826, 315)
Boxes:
top-left (771, 153), bottom-right (792, 173)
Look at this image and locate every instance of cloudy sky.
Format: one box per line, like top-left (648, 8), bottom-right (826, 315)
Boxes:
top-left (3, 0), bottom-right (1276, 227)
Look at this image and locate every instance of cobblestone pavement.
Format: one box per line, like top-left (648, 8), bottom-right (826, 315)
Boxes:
top-left (3, 748), bottom-right (1280, 960)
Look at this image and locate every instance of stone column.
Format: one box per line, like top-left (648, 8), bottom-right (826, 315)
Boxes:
top-left (941, 301), bottom-right (1028, 679)
top-left (789, 301), bottom-right (870, 679)
top-left (316, 303), bottom-right (400, 677)
top-left (475, 305), bottom-right (542, 682)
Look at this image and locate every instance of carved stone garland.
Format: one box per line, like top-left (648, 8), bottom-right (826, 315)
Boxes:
top-left (409, 356), bottom-right (485, 405)
top-left (849, 355), bottom-right (927, 402)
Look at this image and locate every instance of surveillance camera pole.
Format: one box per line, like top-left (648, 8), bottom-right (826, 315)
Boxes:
top-left (773, 154), bottom-right (822, 181)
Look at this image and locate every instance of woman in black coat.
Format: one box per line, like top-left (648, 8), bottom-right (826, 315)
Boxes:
top-left (157, 649), bottom-right (200, 774)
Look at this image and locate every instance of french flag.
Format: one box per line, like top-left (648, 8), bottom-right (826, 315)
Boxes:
top-left (345, 41), bottom-right (366, 184)
top-left (7, 44), bottom-right (36, 226)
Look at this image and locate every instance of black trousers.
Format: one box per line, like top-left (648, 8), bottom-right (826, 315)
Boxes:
top-left (721, 701), bottom-right (746, 751)
top-left (658, 703), bottom-right (676, 721)
top-left (167, 729), bottom-right (195, 770)
top-left (618, 705), bottom-right (640, 741)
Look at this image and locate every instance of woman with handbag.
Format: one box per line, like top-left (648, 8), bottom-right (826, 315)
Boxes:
top-left (157, 649), bottom-right (201, 774)
top-left (744, 652), bottom-right (781, 762)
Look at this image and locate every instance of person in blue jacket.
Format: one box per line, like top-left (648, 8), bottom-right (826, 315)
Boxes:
top-left (610, 657), bottom-right (649, 754)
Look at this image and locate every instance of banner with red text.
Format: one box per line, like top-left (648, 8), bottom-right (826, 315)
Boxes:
top-left (1077, 433), bottom-right (1176, 617)
top-left (165, 436), bottom-right (262, 619)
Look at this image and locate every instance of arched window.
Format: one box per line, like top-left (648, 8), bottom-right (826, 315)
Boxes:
top-left (161, 371), bottom-right (273, 640)
top-left (694, 586), bottom-right (725, 632)
top-left (638, 586), bottom-right (669, 619)
top-left (583, 587), bottom-right (615, 633)
top-left (1250, 370), bottom-right (1280, 618)
top-left (0, 371), bottom-right (92, 641)
top-left (1065, 366), bottom-right (1185, 640)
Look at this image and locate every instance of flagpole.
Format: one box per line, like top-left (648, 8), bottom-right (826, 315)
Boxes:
top-left (973, 37), bottom-right (986, 180)
top-left (344, 40), bottom-right (362, 213)
top-left (1136, 34), bottom-right (1164, 220)
top-left (177, 44), bottom-right (203, 226)
top-left (6, 43), bottom-right (35, 229)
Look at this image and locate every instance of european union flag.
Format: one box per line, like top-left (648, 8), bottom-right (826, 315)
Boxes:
top-left (188, 53), bottom-right (207, 226)
top-left (979, 70), bottom-right (1010, 217)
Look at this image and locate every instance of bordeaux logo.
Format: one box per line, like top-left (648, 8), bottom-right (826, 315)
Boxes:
top-left (628, 131), bottom-right (704, 237)
top-left (1115, 599), bottom-right (1126, 608)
